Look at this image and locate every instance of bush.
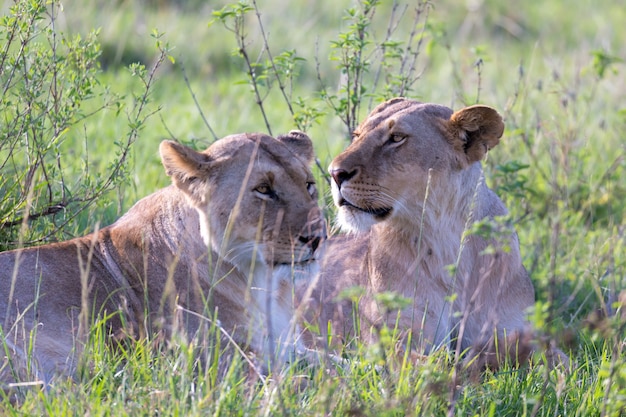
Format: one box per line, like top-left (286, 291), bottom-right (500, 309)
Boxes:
top-left (0, 0), bottom-right (169, 250)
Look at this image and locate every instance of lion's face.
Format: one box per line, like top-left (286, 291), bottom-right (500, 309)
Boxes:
top-left (160, 131), bottom-right (325, 267)
top-left (329, 98), bottom-right (504, 232)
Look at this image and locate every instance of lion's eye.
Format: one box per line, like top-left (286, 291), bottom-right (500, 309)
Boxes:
top-left (389, 133), bottom-right (407, 144)
top-left (256, 185), bottom-right (270, 194)
top-left (307, 182), bottom-right (317, 197)
top-left (254, 184), bottom-right (274, 198)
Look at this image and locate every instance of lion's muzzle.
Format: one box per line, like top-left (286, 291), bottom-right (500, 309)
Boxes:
top-left (329, 167), bottom-right (392, 221)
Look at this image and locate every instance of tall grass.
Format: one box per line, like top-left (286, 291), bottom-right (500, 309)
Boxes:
top-left (1, 0), bottom-right (625, 415)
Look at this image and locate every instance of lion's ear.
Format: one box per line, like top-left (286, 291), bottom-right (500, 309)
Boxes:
top-left (277, 130), bottom-right (314, 163)
top-left (446, 105), bottom-right (504, 166)
top-left (160, 140), bottom-right (212, 189)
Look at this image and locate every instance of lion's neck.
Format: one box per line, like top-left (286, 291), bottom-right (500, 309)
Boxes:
top-left (367, 166), bottom-right (485, 292)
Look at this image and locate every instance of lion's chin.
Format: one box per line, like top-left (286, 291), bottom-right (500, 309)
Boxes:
top-left (337, 204), bottom-right (392, 233)
top-left (337, 206), bottom-right (380, 233)
top-left (272, 261), bottom-right (319, 282)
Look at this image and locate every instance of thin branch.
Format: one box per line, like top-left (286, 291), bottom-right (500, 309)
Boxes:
top-left (179, 60), bottom-right (219, 141)
top-left (1, 4), bottom-right (38, 98)
top-left (475, 58), bottom-right (483, 104)
top-left (369, 1), bottom-right (403, 107)
top-left (1, 203), bottom-right (67, 228)
top-left (251, 0), bottom-right (295, 116)
top-left (398, 1), bottom-right (431, 95)
top-left (232, 12), bottom-right (273, 136)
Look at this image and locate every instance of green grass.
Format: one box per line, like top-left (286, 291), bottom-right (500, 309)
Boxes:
top-left (1, 0), bottom-right (625, 415)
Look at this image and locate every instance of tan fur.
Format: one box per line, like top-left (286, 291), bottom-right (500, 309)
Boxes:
top-left (301, 98), bottom-right (562, 368)
top-left (0, 131), bottom-right (325, 384)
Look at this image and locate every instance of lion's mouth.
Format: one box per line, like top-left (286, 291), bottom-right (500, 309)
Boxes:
top-left (339, 198), bottom-right (392, 219)
top-left (274, 250), bottom-right (319, 267)
top-left (274, 257), bottom-right (316, 269)
top-left (273, 257), bottom-right (318, 274)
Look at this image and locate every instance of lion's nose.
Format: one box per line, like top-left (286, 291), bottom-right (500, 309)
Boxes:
top-left (329, 168), bottom-right (357, 187)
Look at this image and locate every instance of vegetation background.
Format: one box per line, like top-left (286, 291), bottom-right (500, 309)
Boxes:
top-left (0, 0), bottom-right (624, 415)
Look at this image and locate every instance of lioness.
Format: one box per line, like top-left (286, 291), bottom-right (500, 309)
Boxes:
top-left (0, 131), bottom-right (325, 384)
top-left (301, 98), bottom-right (561, 368)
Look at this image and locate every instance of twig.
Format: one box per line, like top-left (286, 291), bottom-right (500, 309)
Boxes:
top-left (0, 203), bottom-right (67, 228)
top-left (232, 12), bottom-right (273, 136)
top-left (398, 1), bottom-right (431, 95)
top-left (475, 58), bottom-right (483, 104)
top-left (179, 60), bottom-right (219, 141)
top-left (368, 1), bottom-right (403, 109)
top-left (314, 50), bottom-right (345, 134)
top-left (251, 0), bottom-right (295, 116)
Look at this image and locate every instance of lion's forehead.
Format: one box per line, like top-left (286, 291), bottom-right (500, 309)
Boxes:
top-left (208, 133), bottom-right (273, 158)
top-left (253, 157), bottom-right (312, 186)
top-left (209, 134), bottom-right (312, 180)
top-left (258, 143), bottom-right (311, 179)
top-left (218, 153), bottom-right (312, 202)
top-left (357, 100), bottom-right (454, 135)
